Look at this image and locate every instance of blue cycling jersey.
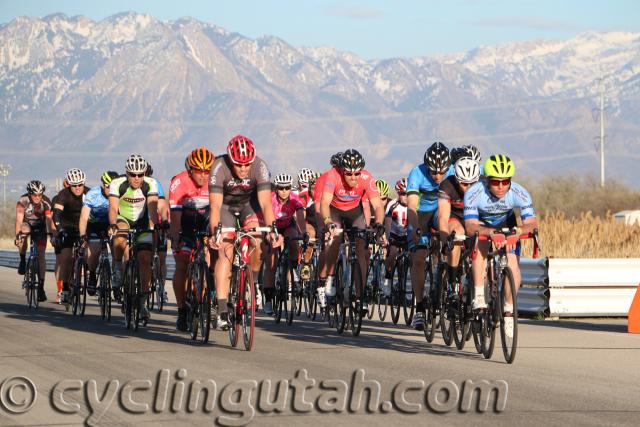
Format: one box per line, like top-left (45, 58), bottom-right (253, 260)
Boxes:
top-left (83, 186), bottom-right (109, 223)
top-left (154, 178), bottom-right (165, 199)
top-left (463, 180), bottom-right (535, 227)
top-left (407, 164), bottom-right (454, 212)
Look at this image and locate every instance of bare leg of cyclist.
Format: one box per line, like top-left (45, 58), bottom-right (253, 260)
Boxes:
top-left (214, 239), bottom-right (234, 327)
top-left (504, 253), bottom-right (521, 308)
top-left (410, 248), bottom-right (427, 309)
top-left (173, 253), bottom-right (189, 309)
top-left (471, 241), bottom-right (489, 309)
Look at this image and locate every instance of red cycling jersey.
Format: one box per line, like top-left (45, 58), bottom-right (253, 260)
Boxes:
top-left (314, 168), bottom-right (334, 208)
top-left (169, 171), bottom-right (210, 231)
top-left (272, 191), bottom-right (303, 230)
top-left (322, 168), bottom-right (379, 211)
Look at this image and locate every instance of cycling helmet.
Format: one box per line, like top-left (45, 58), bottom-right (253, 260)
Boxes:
top-left (273, 173), bottom-right (293, 187)
top-left (484, 154), bottom-right (515, 178)
top-left (297, 168), bottom-right (314, 186)
top-left (145, 163), bottom-right (153, 177)
top-left (227, 134), bottom-right (256, 165)
top-left (375, 179), bottom-right (390, 198)
top-left (26, 180), bottom-right (45, 194)
top-left (66, 168), bottom-right (86, 185)
top-left (454, 158), bottom-right (480, 184)
top-left (330, 152), bottom-right (343, 167)
top-left (187, 146), bottom-right (215, 171)
top-left (423, 142), bottom-right (451, 173)
top-left (125, 154), bottom-right (147, 174)
top-left (395, 178), bottom-right (408, 193)
top-left (340, 149), bottom-right (365, 172)
top-left (450, 147), bottom-right (468, 164)
top-left (101, 171), bottom-right (119, 186)
top-left (463, 144), bottom-right (481, 162)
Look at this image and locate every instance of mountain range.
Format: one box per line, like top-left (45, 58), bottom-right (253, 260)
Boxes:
top-left (1, 12), bottom-right (639, 191)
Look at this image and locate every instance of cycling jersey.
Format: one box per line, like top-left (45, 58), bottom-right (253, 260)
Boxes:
top-left (322, 168), bottom-right (379, 211)
top-left (151, 178), bottom-right (166, 199)
top-left (272, 191), bottom-right (304, 230)
top-left (313, 169), bottom-right (334, 208)
top-left (16, 194), bottom-right (52, 227)
top-left (169, 170), bottom-right (210, 232)
top-left (209, 155), bottom-right (271, 207)
top-left (296, 187), bottom-right (310, 208)
top-left (385, 199), bottom-right (408, 237)
top-left (438, 176), bottom-right (465, 222)
top-left (463, 180), bottom-right (535, 227)
top-left (83, 186), bottom-right (110, 224)
top-left (407, 164), bottom-right (454, 212)
top-left (109, 176), bottom-right (158, 224)
top-left (54, 187), bottom-right (89, 230)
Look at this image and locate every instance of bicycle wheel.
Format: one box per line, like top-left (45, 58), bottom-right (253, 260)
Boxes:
top-left (349, 262), bottom-right (365, 336)
top-left (241, 269), bottom-right (256, 351)
top-left (189, 266), bottom-right (201, 341)
top-left (123, 262), bottom-right (133, 329)
top-left (71, 258), bottom-right (82, 316)
top-left (286, 262), bottom-right (296, 325)
top-left (27, 258), bottom-right (37, 308)
top-left (99, 259), bottom-right (112, 321)
top-left (472, 315), bottom-right (483, 354)
top-left (439, 265), bottom-right (453, 346)
top-left (500, 267), bottom-right (518, 364)
top-left (335, 261), bottom-right (346, 334)
top-left (389, 262), bottom-right (402, 324)
top-left (199, 262), bottom-right (212, 344)
top-left (148, 258), bottom-right (157, 311)
top-left (481, 309), bottom-right (496, 359)
top-left (80, 262), bottom-right (88, 317)
top-left (228, 268), bottom-right (239, 348)
top-left (401, 259), bottom-right (414, 326)
top-left (424, 258), bottom-right (437, 342)
top-left (452, 292), bottom-right (466, 350)
top-left (365, 259), bottom-right (378, 320)
top-left (273, 256), bottom-right (286, 324)
top-left (133, 264), bottom-right (141, 331)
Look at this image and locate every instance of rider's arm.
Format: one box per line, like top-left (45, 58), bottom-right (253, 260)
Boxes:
top-left (158, 198), bottom-right (169, 222)
top-left (464, 218), bottom-right (495, 236)
top-left (45, 212), bottom-right (54, 235)
top-left (169, 210), bottom-right (182, 242)
top-left (295, 208), bottom-right (305, 234)
top-left (320, 190), bottom-right (334, 226)
top-left (520, 216), bottom-right (538, 235)
top-left (15, 203), bottom-right (25, 236)
top-left (108, 197), bottom-right (119, 227)
top-left (437, 198), bottom-right (451, 240)
top-left (79, 206), bottom-right (90, 236)
top-left (208, 191), bottom-right (223, 233)
top-left (368, 195), bottom-right (385, 226)
top-left (257, 188), bottom-right (275, 225)
top-left (52, 203), bottom-right (64, 230)
top-left (147, 195), bottom-right (159, 228)
top-left (406, 193), bottom-right (420, 231)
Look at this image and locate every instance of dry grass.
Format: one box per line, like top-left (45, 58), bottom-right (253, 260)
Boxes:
top-left (518, 211), bottom-right (640, 258)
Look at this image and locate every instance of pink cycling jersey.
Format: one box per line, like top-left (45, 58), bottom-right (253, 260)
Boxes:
top-left (322, 168), bottom-right (379, 211)
top-left (272, 191), bottom-right (304, 230)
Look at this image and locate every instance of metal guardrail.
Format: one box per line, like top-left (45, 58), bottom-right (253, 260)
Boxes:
top-left (547, 258), bottom-right (640, 317)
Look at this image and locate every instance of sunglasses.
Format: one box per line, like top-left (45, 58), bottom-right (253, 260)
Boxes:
top-left (234, 163), bottom-right (252, 169)
top-left (458, 181), bottom-right (472, 187)
top-left (71, 184), bottom-right (84, 188)
top-left (191, 169), bottom-right (210, 175)
top-left (277, 186), bottom-right (292, 191)
top-left (397, 192), bottom-right (407, 196)
top-left (128, 173), bottom-right (144, 178)
top-left (344, 171), bottom-right (361, 177)
top-left (430, 171), bottom-right (446, 176)
top-left (489, 178), bottom-right (511, 186)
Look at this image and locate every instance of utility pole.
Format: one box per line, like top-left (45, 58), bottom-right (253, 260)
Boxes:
top-left (0, 163), bottom-right (11, 210)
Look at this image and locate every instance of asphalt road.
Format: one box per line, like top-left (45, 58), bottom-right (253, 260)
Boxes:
top-left (1, 266), bottom-right (639, 426)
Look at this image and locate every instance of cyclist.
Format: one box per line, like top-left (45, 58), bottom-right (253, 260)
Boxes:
top-left (52, 169), bottom-right (90, 304)
top-left (145, 163), bottom-right (169, 304)
top-left (300, 172), bottom-right (320, 280)
top-left (437, 157), bottom-right (481, 297)
top-left (263, 173), bottom-right (307, 315)
top-left (79, 171), bottom-right (119, 296)
top-left (464, 155), bottom-right (538, 338)
top-left (295, 168), bottom-right (315, 207)
top-left (170, 147), bottom-right (215, 331)
top-left (109, 154), bottom-right (160, 323)
top-left (320, 149), bottom-right (386, 312)
top-left (15, 180), bottom-right (54, 301)
top-left (406, 142), bottom-right (452, 330)
top-left (51, 178), bottom-right (70, 303)
top-left (381, 178), bottom-right (409, 297)
top-left (208, 135), bottom-right (278, 330)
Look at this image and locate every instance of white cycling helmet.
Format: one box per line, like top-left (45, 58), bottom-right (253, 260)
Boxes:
top-left (454, 158), bottom-right (480, 184)
top-left (125, 154), bottom-right (148, 174)
top-left (297, 168), bottom-right (314, 186)
top-left (273, 173), bottom-right (293, 187)
top-left (66, 168), bottom-right (86, 185)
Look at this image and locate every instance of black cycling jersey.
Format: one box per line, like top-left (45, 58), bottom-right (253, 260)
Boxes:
top-left (53, 187), bottom-right (90, 231)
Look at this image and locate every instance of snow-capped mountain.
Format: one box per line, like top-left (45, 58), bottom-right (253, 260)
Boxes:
top-left (1, 12), bottom-right (639, 188)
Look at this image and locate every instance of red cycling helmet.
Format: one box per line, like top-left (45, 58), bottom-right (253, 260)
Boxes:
top-left (227, 134), bottom-right (256, 165)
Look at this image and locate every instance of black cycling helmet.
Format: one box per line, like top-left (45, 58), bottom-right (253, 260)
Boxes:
top-left (450, 147), bottom-right (468, 164)
top-left (330, 152), bottom-right (343, 167)
top-left (26, 180), bottom-right (45, 194)
top-left (145, 163), bottom-right (153, 177)
top-left (340, 149), bottom-right (365, 172)
top-left (423, 142), bottom-right (451, 173)
top-left (463, 144), bottom-right (481, 162)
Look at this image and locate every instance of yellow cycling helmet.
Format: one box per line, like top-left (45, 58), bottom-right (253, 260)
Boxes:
top-left (484, 155), bottom-right (515, 179)
top-left (375, 179), bottom-right (390, 198)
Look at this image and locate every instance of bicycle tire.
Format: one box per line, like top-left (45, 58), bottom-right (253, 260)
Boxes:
top-left (286, 261), bottom-right (296, 326)
top-left (500, 266), bottom-right (518, 364)
top-left (71, 257), bottom-right (81, 316)
top-left (273, 255), bottom-right (285, 324)
top-left (439, 265), bottom-right (453, 346)
top-left (189, 265), bottom-right (201, 341)
top-left (228, 267), bottom-right (239, 348)
top-left (241, 269), bottom-right (256, 351)
top-left (366, 259), bottom-right (379, 320)
top-left (335, 261), bottom-right (346, 334)
top-left (424, 259), bottom-right (437, 342)
top-left (349, 262), bottom-right (365, 336)
top-left (401, 259), bottom-right (414, 326)
top-left (28, 257), bottom-right (38, 309)
top-left (471, 315), bottom-right (483, 354)
top-left (23, 263), bottom-right (33, 308)
top-left (389, 262), bottom-right (402, 325)
top-left (200, 262), bottom-right (212, 344)
top-left (133, 262), bottom-right (141, 331)
top-left (80, 262), bottom-right (88, 317)
top-left (123, 262), bottom-right (133, 329)
top-left (481, 309), bottom-right (496, 359)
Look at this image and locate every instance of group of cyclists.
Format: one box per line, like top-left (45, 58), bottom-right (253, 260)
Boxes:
top-left (14, 134), bottom-right (538, 345)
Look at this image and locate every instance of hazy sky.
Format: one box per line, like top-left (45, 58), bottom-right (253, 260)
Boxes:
top-left (1, 0), bottom-right (638, 59)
